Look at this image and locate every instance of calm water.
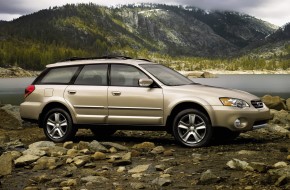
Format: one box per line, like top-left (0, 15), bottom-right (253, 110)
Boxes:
top-left (0, 75), bottom-right (289, 105)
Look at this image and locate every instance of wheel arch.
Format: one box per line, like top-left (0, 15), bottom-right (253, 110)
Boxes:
top-left (166, 101), bottom-right (212, 131)
top-left (39, 102), bottom-right (74, 128)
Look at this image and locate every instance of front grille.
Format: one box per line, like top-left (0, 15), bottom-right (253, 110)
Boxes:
top-left (251, 100), bottom-right (264, 108)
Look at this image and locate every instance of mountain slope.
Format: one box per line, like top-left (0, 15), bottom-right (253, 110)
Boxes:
top-left (0, 3), bottom-right (280, 69)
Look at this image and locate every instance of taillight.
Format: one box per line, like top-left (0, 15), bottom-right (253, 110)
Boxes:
top-left (24, 85), bottom-right (35, 98)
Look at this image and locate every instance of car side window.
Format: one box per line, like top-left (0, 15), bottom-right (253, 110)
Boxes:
top-left (74, 64), bottom-right (108, 86)
top-left (110, 64), bottom-right (149, 87)
top-left (40, 66), bottom-right (78, 84)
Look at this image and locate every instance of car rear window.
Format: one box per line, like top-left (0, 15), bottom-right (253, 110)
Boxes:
top-left (40, 67), bottom-right (78, 84)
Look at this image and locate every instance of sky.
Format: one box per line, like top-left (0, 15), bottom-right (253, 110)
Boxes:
top-left (0, 0), bottom-right (289, 26)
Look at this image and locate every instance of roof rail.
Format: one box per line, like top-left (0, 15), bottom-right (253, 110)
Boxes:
top-left (61, 55), bottom-right (133, 62)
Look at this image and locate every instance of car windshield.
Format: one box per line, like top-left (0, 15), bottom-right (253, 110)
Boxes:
top-left (140, 64), bottom-right (194, 86)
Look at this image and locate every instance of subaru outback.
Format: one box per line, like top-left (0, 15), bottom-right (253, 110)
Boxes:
top-left (20, 56), bottom-right (272, 147)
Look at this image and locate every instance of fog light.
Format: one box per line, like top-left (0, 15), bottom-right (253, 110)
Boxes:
top-left (234, 119), bottom-right (241, 128)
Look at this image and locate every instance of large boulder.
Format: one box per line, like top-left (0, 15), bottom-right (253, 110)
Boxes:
top-left (0, 105), bottom-right (22, 129)
top-left (262, 95), bottom-right (287, 110)
top-left (0, 152), bottom-right (13, 176)
top-left (270, 109), bottom-right (290, 125)
top-left (200, 72), bottom-right (216, 78)
top-left (287, 98), bottom-right (290, 111)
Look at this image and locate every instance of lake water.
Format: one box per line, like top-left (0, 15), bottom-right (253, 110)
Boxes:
top-left (0, 75), bottom-right (289, 105)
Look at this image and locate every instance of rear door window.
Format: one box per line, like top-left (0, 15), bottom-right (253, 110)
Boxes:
top-left (40, 67), bottom-right (78, 84)
top-left (74, 64), bottom-right (108, 86)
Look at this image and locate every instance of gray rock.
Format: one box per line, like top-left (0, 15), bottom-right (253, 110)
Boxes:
top-left (14, 154), bottom-right (40, 167)
top-left (249, 162), bottom-right (269, 173)
top-left (155, 164), bottom-right (166, 171)
top-left (0, 104), bottom-right (22, 129)
top-left (122, 152), bottom-right (132, 161)
top-left (238, 150), bottom-right (259, 155)
top-left (200, 71), bottom-right (216, 78)
top-left (77, 141), bottom-right (90, 150)
top-left (63, 141), bottom-right (74, 149)
top-left (262, 95), bottom-right (287, 111)
top-left (128, 164), bottom-right (151, 173)
top-left (151, 146), bottom-right (165, 154)
top-left (198, 169), bottom-right (220, 184)
top-left (5, 139), bottom-right (25, 149)
top-left (23, 148), bottom-right (46, 157)
top-left (31, 174), bottom-right (51, 183)
top-left (132, 142), bottom-right (155, 151)
top-left (117, 166), bottom-right (126, 173)
top-left (112, 152), bottom-right (132, 166)
top-left (164, 167), bottom-right (174, 174)
top-left (73, 155), bottom-right (91, 167)
top-left (89, 140), bottom-right (108, 153)
top-left (80, 176), bottom-right (109, 184)
top-left (8, 150), bottom-right (22, 160)
top-left (0, 152), bottom-right (12, 176)
top-left (226, 159), bottom-right (254, 171)
top-left (152, 177), bottom-right (172, 187)
top-left (101, 142), bottom-right (129, 151)
top-left (267, 124), bottom-right (289, 135)
top-left (60, 179), bottom-right (77, 187)
top-left (46, 146), bottom-right (67, 156)
top-left (67, 149), bottom-right (79, 157)
top-left (271, 110), bottom-right (290, 125)
top-left (130, 182), bottom-right (146, 189)
top-left (286, 98), bottom-right (290, 111)
top-left (274, 161), bottom-right (288, 168)
top-left (91, 152), bottom-right (106, 160)
top-left (28, 141), bottom-right (55, 149)
top-left (33, 156), bottom-right (61, 170)
top-left (268, 165), bottom-right (290, 180)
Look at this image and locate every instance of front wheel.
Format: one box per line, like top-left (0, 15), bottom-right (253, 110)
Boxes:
top-left (42, 108), bottom-right (77, 142)
top-left (172, 109), bottom-right (212, 147)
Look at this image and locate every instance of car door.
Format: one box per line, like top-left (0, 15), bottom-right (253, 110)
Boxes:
top-left (64, 64), bottom-right (108, 124)
top-left (108, 64), bottom-right (164, 125)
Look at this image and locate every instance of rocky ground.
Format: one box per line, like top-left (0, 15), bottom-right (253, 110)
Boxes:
top-left (0, 96), bottom-right (290, 190)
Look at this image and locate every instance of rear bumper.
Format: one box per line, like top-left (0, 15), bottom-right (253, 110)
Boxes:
top-left (210, 105), bottom-right (272, 132)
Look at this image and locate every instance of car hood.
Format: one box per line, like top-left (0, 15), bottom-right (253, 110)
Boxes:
top-left (165, 84), bottom-right (260, 105)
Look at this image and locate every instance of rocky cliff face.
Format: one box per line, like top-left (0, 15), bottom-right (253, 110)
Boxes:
top-left (0, 4), bottom-right (278, 58)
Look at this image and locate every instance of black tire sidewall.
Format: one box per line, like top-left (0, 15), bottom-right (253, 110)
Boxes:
top-left (172, 109), bottom-right (212, 147)
top-left (42, 108), bottom-right (76, 143)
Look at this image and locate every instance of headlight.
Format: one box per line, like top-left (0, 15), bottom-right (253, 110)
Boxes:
top-left (219, 97), bottom-right (250, 108)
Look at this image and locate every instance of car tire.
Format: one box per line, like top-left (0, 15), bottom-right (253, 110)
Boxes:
top-left (42, 108), bottom-right (77, 142)
top-left (90, 128), bottom-right (116, 138)
top-left (172, 109), bottom-right (212, 147)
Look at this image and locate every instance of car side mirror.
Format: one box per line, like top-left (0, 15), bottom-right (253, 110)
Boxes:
top-left (139, 78), bottom-right (153, 87)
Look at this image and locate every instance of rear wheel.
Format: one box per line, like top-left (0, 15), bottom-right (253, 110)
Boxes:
top-left (42, 108), bottom-right (77, 142)
top-left (172, 109), bottom-right (212, 147)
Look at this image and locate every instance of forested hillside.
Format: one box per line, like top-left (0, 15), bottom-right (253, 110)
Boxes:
top-left (0, 3), bottom-right (288, 70)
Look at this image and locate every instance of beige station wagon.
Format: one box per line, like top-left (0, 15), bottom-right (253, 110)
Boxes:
top-left (20, 57), bottom-right (272, 147)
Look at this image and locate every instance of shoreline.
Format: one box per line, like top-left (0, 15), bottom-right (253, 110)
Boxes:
top-left (1, 66), bottom-right (290, 79)
top-left (180, 69), bottom-right (290, 76)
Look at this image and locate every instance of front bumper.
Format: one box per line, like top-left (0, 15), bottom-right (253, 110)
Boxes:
top-left (209, 105), bottom-right (272, 132)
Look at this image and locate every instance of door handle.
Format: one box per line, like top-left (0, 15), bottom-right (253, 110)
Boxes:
top-left (112, 91), bottom-right (121, 96)
top-left (68, 90), bottom-right (76, 95)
